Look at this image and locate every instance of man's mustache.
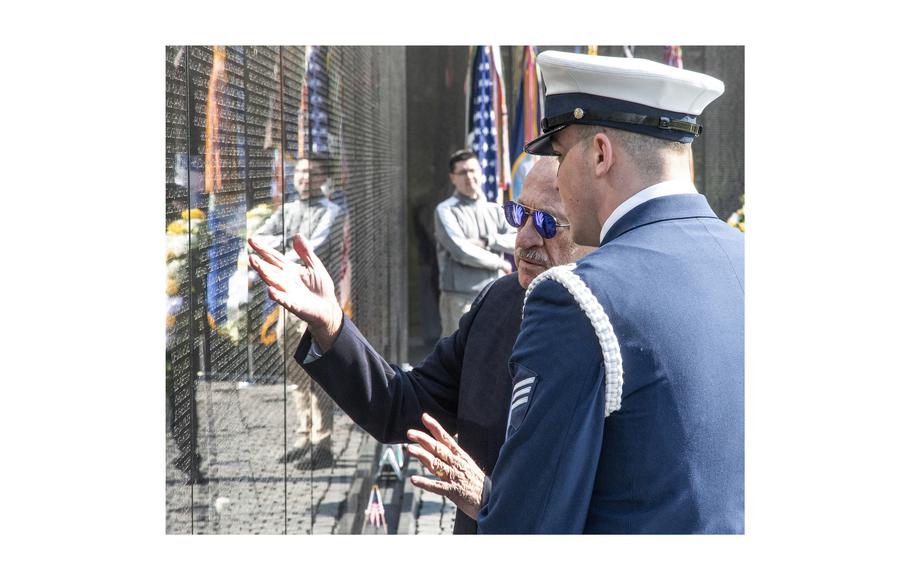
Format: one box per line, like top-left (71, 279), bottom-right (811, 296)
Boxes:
top-left (516, 247), bottom-right (551, 268)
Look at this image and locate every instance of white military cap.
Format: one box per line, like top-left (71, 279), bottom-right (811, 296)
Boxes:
top-left (526, 50), bottom-right (725, 155)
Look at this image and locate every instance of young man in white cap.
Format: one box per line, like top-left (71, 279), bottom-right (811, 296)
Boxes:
top-left (477, 51), bottom-right (744, 533)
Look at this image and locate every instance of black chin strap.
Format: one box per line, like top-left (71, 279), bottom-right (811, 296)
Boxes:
top-left (541, 109), bottom-right (702, 136)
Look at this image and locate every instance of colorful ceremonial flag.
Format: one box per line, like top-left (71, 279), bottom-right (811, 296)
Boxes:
top-left (572, 46), bottom-right (599, 56)
top-left (203, 46), bottom-right (246, 331)
top-left (492, 47), bottom-right (511, 201)
top-left (509, 46), bottom-right (543, 202)
top-left (663, 46), bottom-right (695, 181)
top-left (665, 45), bottom-right (684, 68)
top-left (204, 46), bottom-right (226, 195)
top-left (466, 46), bottom-right (511, 203)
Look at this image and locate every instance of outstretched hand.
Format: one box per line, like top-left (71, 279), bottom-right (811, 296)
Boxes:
top-left (248, 234), bottom-right (343, 351)
top-left (407, 413), bottom-right (486, 520)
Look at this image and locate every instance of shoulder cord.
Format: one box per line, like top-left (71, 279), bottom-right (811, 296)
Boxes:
top-left (523, 264), bottom-right (624, 417)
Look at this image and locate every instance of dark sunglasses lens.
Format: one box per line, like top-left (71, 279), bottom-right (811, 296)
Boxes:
top-left (533, 210), bottom-right (557, 239)
top-left (505, 202), bottom-right (526, 228)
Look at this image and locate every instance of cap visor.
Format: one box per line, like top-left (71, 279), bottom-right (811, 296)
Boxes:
top-left (524, 124), bottom-right (568, 156)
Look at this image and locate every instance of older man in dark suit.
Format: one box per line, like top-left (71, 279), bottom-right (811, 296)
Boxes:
top-left (247, 158), bottom-right (591, 533)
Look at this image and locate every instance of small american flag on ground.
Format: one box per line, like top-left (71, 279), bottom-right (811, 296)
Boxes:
top-left (365, 484), bottom-right (386, 528)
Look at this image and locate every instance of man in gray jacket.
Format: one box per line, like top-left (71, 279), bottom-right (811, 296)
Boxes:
top-left (434, 149), bottom-right (516, 335)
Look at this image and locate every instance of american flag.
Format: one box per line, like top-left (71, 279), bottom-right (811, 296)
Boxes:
top-left (467, 46), bottom-right (505, 202)
top-left (365, 484), bottom-right (386, 529)
top-left (307, 46), bottom-right (331, 156)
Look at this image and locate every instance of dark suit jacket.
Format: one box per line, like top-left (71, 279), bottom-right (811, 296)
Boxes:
top-left (295, 272), bottom-right (524, 534)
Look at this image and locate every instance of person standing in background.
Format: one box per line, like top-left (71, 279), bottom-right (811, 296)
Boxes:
top-left (434, 149), bottom-right (516, 336)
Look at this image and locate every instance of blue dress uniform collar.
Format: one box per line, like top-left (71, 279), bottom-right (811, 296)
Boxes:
top-left (598, 179), bottom-right (697, 243)
top-left (600, 193), bottom-right (719, 246)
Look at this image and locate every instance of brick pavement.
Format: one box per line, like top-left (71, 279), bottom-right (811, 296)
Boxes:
top-left (369, 445), bottom-right (457, 535)
top-left (412, 473), bottom-right (457, 534)
top-left (166, 381), bottom-right (377, 534)
top-left (166, 336), bottom-right (459, 535)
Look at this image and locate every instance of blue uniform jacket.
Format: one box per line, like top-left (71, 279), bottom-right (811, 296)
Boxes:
top-left (296, 273), bottom-right (525, 533)
top-left (477, 193), bottom-right (745, 534)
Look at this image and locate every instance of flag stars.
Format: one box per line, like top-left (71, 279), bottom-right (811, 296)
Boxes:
top-left (470, 47), bottom-right (501, 201)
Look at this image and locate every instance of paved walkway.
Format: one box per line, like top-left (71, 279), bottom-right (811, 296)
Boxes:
top-left (166, 379), bottom-right (456, 534)
top-left (370, 444), bottom-right (457, 534)
top-left (411, 463), bottom-right (458, 534)
top-left (166, 381), bottom-right (376, 534)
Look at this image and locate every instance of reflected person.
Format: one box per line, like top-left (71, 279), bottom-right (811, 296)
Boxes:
top-left (248, 158), bottom-right (593, 533)
top-left (253, 157), bottom-right (342, 467)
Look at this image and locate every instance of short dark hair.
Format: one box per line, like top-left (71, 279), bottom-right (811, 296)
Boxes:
top-left (448, 149), bottom-right (478, 173)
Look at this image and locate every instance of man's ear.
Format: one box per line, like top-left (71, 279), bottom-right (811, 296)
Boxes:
top-left (592, 132), bottom-right (614, 177)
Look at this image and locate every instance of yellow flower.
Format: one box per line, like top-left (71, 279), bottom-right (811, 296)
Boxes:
top-left (166, 219), bottom-right (187, 235)
top-left (182, 208), bottom-right (205, 221)
top-left (166, 314), bottom-right (176, 329)
top-left (166, 278), bottom-right (179, 296)
top-left (246, 203), bottom-right (274, 219)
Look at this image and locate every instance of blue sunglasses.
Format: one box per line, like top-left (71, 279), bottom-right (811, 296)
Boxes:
top-left (503, 201), bottom-right (570, 239)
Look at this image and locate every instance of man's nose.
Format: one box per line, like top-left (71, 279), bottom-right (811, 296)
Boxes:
top-left (515, 218), bottom-right (542, 249)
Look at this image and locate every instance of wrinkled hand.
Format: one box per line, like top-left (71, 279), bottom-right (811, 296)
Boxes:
top-left (247, 235), bottom-right (343, 351)
top-left (407, 413), bottom-right (485, 520)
